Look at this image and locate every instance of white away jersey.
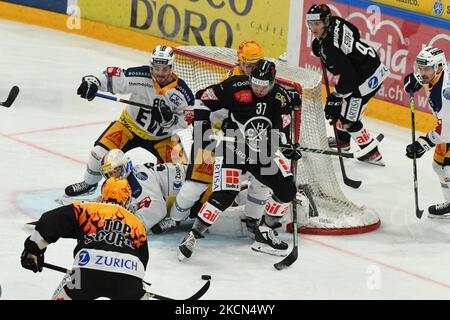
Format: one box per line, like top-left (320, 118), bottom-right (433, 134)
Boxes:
top-left (127, 163), bottom-right (186, 229)
top-left (98, 66), bottom-right (195, 140)
top-left (426, 62), bottom-right (450, 144)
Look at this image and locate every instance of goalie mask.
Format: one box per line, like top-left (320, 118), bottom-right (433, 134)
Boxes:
top-left (101, 177), bottom-right (132, 208)
top-left (101, 149), bottom-right (133, 180)
top-left (414, 46), bottom-right (446, 85)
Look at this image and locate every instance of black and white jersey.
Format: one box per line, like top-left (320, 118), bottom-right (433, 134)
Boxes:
top-left (312, 16), bottom-right (389, 97)
top-left (195, 75), bottom-right (297, 157)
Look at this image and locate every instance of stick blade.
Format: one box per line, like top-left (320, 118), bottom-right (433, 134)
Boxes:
top-left (273, 247), bottom-right (298, 270)
top-left (1, 86), bottom-right (19, 108)
top-left (344, 177), bottom-right (362, 189)
top-left (416, 209), bottom-right (424, 219)
top-left (186, 280), bottom-right (211, 300)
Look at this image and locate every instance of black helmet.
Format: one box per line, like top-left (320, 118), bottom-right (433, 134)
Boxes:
top-left (250, 59), bottom-right (276, 86)
top-left (306, 4), bottom-right (331, 24)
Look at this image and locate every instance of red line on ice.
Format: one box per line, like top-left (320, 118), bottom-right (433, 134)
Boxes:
top-left (303, 236), bottom-right (450, 290)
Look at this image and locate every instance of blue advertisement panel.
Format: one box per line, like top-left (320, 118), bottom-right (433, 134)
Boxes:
top-left (1, 0), bottom-right (67, 14)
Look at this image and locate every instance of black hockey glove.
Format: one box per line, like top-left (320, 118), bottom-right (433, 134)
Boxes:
top-left (281, 143), bottom-right (302, 160)
top-left (324, 93), bottom-right (343, 122)
top-left (287, 89), bottom-right (302, 109)
top-left (77, 75), bottom-right (100, 101)
top-left (151, 104), bottom-right (176, 128)
top-left (406, 136), bottom-right (435, 159)
top-left (312, 39), bottom-right (321, 57)
top-left (404, 73), bottom-right (422, 94)
top-left (21, 237), bottom-right (46, 273)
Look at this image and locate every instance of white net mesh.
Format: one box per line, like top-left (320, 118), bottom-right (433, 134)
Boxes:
top-left (173, 46), bottom-right (380, 235)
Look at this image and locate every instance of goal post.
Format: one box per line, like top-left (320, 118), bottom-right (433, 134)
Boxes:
top-left (172, 45), bottom-right (381, 235)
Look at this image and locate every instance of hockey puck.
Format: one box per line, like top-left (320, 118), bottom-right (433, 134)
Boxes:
top-left (201, 275), bottom-right (211, 281)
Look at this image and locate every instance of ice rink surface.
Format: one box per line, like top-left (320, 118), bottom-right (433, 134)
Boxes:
top-left (1, 19), bottom-right (450, 300)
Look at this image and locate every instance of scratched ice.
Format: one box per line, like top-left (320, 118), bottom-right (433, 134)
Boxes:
top-left (1, 19), bottom-right (450, 300)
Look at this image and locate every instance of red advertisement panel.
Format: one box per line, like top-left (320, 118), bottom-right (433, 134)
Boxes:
top-left (300, 0), bottom-right (450, 112)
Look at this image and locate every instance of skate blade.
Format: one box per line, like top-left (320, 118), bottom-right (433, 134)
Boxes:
top-left (55, 194), bottom-right (98, 206)
top-left (251, 242), bottom-right (288, 257)
top-left (24, 221), bottom-right (36, 231)
top-left (177, 250), bottom-right (190, 261)
top-left (427, 213), bottom-right (450, 220)
top-left (359, 159), bottom-right (386, 167)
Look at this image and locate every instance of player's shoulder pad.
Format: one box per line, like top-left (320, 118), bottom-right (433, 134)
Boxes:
top-left (332, 16), bottom-right (360, 39)
top-left (124, 65), bottom-right (151, 78)
top-left (175, 78), bottom-right (195, 106)
top-left (226, 75), bottom-right (251, 88)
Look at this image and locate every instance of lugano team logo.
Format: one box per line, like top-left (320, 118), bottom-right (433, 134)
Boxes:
top-left (244, 117), bottom-right (272, 152)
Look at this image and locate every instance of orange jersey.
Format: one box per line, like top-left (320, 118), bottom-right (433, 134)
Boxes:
top-left (35, 201), bottom-right (148, 278)
top-left (220, 65), bottom-right (245, 82)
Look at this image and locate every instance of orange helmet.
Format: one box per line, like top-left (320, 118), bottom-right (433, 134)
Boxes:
top-left (101, 177), bottom-right (132, 208)
top-left (237, 41), bottom-right (264, 63)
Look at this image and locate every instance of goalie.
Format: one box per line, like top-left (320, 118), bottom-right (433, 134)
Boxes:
top-left (97, 149), bottom-right (263, 235)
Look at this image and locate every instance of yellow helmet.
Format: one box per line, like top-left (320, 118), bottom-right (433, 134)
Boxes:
top-left (237, 41), bottom-right (264, 63)
top-left (101, 177), bottom-right (132, 208)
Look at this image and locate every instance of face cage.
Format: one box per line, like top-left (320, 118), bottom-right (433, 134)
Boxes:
top-left (101, 160), bottom-right (133, 180)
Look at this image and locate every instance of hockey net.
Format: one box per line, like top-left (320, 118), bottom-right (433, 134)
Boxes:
top-left (172, 46), bottom-right (380, 235)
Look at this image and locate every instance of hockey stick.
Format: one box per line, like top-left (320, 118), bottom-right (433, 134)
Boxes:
top-left (95, 92), bottom-right (154, 110)
top-left (43, 263), bottom-right (211, 300)
top-left (274, 83), bottom-right (302, 271)
top-left (1, 86), bottom-right (19, 108)
top-left (209, 133), bottom-right (383, 160)
top-left (320, 62), bottom-right (362, 189)
top-left (298, 184), bottom-right (319, 217)
top-left (409, 92), bottom-right (424, 219)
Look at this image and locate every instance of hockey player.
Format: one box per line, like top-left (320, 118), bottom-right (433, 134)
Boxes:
top-left (306, 4), bottom-right (389, 165)
top-left (404, 46), bottom-right (450, 218)
top-left (162, 41), bottom-right (272, 236)
top-left (65, 45), bottom-right (195, 197)
top-left (100, 148), bottom-right (186, 233)
top-left (221, 40), bottom-right (265, 80)
top-left (177, 59), bottom-right (302, 260)
top-left (21, 177), bottom-right (150, 300)
top-left (100, 149), bottom-right (263, 235)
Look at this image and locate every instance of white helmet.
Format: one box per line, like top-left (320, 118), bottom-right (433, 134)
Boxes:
top-left (414, 46), bottom-right (446, 84)
top-left (101, 149), bottom-right (133, 179)
top-left (150, 45), bottom-right (174, 66)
